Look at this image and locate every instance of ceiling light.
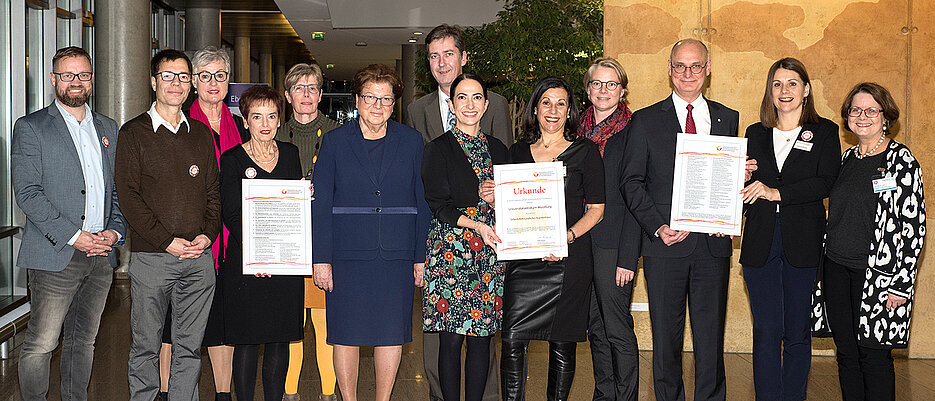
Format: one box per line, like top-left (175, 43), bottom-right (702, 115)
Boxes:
top-left (408, 38), bottom-right (418, 43)
top-left (413, 31), bottom-right (423, 35)
top-left (355, 41), bottom-right (367, 47)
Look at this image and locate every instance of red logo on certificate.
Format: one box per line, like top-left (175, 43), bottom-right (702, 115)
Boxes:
top-left (189, 164), bottom-right (199, 177)
top-left (533, 172), bottom-right (539, 177)
top-left (801, 131), bottom-right (813, 141)
top-left (101, 137), bottom-right (110, 147)
top-left (281, 189), bottom-right (288, 194)
top-left (245, 167), bottom-right (257, 178)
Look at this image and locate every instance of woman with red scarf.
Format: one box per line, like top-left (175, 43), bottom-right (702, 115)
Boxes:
top-left (578, 57), bottom-right (641, 401)
top-left (157, 46), bottom-right (248, 401)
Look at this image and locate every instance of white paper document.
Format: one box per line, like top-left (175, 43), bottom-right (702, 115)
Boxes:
top-left (669, 134), bottom-right (747, 236)
top-left (494, 162), bottom-right (568, 260)
top-left (242, 179), bottom-right (313, 275)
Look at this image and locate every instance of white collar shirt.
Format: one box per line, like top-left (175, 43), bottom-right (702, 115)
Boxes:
top-left (55, 100), bottom-right (106, 244)
top-left (671, 92), bottom-right (711, 136)
top-left (147, 102), bottom-right (189, 134)
top-left (438, 89), bottom-right (454, 133)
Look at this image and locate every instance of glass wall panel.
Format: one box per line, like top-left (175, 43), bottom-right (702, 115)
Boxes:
top-left (25, 6), bottom-right (44, 114)
top-left (0, 0), bottom-right (13, 301)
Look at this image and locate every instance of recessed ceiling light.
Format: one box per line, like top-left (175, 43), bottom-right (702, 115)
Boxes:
top-left (413, 31), bottom-right (423, 35)
top-left (355, 41), bottom-right (367, 47)
top-left (408, 38), bottom-right (417, 43)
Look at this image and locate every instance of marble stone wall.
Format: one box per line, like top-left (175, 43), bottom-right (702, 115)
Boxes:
top-left (605, 0), bottom-right (935, 357)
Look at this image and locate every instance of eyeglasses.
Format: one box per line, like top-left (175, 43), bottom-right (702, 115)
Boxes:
top-left (53, 72), bottom-right (93, 82)
top-left (359, 94), bottom-right (395, 107)
top-left (848, 106), bottom-right (882, 118)
top-left (290, 84), bottom-right (321, 94)
top-left (588, 80), bottom-right (621, 91)
top-left (154, 71), bottom-right (192, 83)
top-left (196, 70), bottom-right (228, 83)
top-left (670, 62), bottom-right (707, 74)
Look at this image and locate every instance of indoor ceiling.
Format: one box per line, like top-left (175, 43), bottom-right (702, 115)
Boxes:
top-left (164, 0), bottom-right (507, 81)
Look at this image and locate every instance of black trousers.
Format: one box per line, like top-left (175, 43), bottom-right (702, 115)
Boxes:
top-left (588, 246), bottom-right (639, 401)
top-left (823, 257), bottom-right (895, 401)
top-left (643, 240), bottom-right (729, 401)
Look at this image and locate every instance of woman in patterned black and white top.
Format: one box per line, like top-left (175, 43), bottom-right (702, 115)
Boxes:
top-left (814, 82), bottom-right (925, 401)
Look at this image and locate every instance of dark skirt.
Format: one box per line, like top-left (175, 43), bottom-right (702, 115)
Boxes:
top-left (502, 239), bottom-right (593, 342)
top-left (326, 258), bottom-right (414, 346)
top-left (222, 244), bottom-right (305, 344)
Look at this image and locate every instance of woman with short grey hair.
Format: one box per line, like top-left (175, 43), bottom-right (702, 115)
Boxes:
top-left (157, 45), bottom-right (247, 401)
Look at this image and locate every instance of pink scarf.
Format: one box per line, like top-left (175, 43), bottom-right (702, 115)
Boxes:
top-left (190, 98), bottom-right (242, 269)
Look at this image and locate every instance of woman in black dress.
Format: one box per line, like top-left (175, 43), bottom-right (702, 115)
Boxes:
top-left (219, 85), bottom-right (304, 401)
top-left (490, 77), bottom-right (606, 401)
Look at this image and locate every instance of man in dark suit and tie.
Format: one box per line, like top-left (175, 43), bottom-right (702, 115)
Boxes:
top-left (405, 23), bottom-right (510, 401)
top-left (405, 24), bottom-right (513, 146)
top-left (12, 46), bottom-right (126, 401)
top-left (620, 39), bottom-right (754, 401)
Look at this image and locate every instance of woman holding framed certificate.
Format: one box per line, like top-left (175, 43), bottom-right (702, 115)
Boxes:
top-left (738, 57), bottom-right (841, 401)
top-left (495, 77), bottom-right (606, 401)
top-left (218, 85), bottom-right (305, 401)
top-left (421, 73), bottom-right (510, 401)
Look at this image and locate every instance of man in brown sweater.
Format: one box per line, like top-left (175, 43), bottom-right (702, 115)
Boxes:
top-left (115, 49), bottom-right (220, 401)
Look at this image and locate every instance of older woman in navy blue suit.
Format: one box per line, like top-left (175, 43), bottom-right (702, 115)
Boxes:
top-left (311, 64), bottom-right (431, 401)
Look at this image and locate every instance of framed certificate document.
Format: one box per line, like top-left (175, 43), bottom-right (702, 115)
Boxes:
top-left (670, 133), bottom-right (747, 236)
top-left (494, 162), bottom-right (568, 260)
top-left (242, 179), bottom-right (313, 275)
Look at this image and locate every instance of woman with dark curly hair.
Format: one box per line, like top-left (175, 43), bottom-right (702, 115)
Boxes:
top-left (489, 77), bottom-right (605, 401)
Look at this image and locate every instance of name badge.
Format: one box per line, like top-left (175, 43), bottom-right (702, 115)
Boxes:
top-left (793, 140), bottom-right (813, 152)
top-left (873, 176), bottom-right (897, 193)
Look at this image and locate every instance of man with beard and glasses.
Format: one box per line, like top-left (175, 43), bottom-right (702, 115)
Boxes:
top-left (12, 46), bottom-right (126, 401)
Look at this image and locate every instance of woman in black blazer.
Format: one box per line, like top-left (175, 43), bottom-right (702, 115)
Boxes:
top-left (421, 74), bottom-right (510, 401)
top-left (739, 57), bottom-right (841, 401)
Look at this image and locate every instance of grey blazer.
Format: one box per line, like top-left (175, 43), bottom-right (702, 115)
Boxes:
top-left (406, 89), bottom-right (514, 146)
top-left (12, 103), bottom-right (127, 271)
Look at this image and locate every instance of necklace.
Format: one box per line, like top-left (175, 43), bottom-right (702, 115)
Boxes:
top-left (208, 117), bottom-right (221, 124)
top-left (248, 141), bottom-right (278, 165)
top-left (777, 128), bottom-right (798, 142)
top-left (854, 135), bottom-right (885, 159)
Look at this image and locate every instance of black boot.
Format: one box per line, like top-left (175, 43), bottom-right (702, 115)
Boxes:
top-left (214, 392), bottom-right (232, 401)
top-left (546, 341), bottom-right (577, 401)
top-left (500, 338), bottom-right (529, 401)
top-left (156, 392), bottom-right (168, 401)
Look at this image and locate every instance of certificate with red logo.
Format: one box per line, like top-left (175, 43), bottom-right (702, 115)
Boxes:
top-left (242, 179), bottom-right (314, 275)
top-left (670, 134), bottom-right (747, 236)
top-left (494, 162), bottom-right (568, 260)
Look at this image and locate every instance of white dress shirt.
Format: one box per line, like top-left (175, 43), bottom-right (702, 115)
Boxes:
top-left (56, 101), bottom-right (105, 245)
top-left (671, 92), bottom-right (711, 135)
top-left (148, 102), bottom-right (189, 134)
top-left (437, 89), bottom-right (454, 133)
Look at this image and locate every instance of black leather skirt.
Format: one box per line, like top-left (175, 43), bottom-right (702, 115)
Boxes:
top-left (502, 239), bottom-right (593, 342)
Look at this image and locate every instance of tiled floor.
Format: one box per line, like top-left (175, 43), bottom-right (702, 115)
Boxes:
top-left (1, 279), bottom-right (935, 400)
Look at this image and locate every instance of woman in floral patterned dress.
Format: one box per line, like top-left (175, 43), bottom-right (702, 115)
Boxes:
top-left (421, 74), bottom-right (510, 401)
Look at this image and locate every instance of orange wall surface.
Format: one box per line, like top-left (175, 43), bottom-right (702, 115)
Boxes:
top-left (604, 0), bottom-right (934, 357)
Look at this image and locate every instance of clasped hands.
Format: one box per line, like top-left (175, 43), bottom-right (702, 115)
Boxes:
top-left (166, 234), bottom-right (212, 261)
top-left (73, 230), bottom-right (120, 257)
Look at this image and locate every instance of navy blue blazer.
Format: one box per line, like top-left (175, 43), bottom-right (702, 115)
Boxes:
top-left (312, 118), bottom-right (432, 263)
